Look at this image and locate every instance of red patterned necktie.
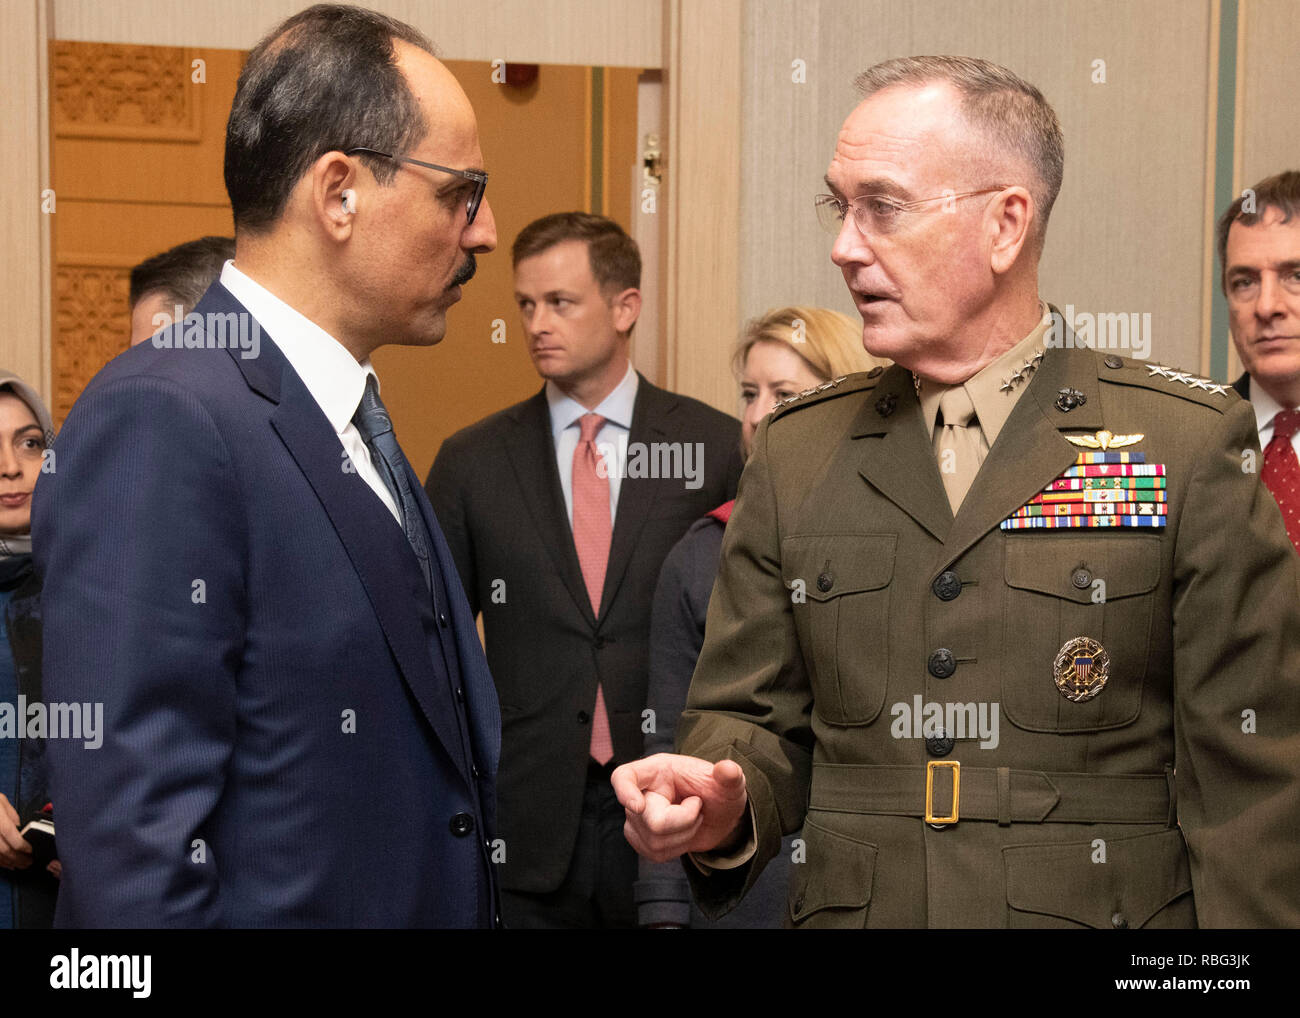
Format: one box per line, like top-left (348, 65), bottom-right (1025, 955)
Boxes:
top-left (1262, 409), bottom-right (1300, 554)
top-left (572, 413), bottom-right (614, 764)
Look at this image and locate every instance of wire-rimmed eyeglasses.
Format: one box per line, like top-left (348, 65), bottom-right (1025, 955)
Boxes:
top-left (346, 147), bottom-right (488, 225)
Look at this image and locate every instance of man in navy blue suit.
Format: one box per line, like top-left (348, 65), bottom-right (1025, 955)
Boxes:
top-left (33, 4), bottom-right (501, 927)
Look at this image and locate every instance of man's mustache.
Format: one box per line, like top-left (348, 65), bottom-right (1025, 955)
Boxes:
top-left (450, 254), bottom-right (477, 288)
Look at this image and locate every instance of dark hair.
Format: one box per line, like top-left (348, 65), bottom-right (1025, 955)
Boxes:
top-left (511, 212), bottom-right (641, 294)
top-left (224, 3), bottom-right (437, 233)
top-left (129, 236), bottom-right (235, 312)
top-left (854, 56), bottom-right (1064, 247)
top-left (1216, 170), bottom-right (1300, 292)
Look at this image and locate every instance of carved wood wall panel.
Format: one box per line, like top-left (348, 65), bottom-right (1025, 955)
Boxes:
top-left (53, 264), bottom-right (130, 423)
top-left (52, 41), bottom-right (201, 141)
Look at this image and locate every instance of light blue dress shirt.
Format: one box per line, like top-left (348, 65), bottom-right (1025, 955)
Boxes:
top-left (547, 362), bottom-right (639, 528)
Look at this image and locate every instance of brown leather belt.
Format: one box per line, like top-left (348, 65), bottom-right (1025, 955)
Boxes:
top-left (810, 762), bottom-right (1176, 826)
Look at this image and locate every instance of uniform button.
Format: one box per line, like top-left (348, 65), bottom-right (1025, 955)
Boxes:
top-left (449, 812), bottom-right (475, 837)
top-left (471, 764), bottom-right (480, 779)
top-left (926, 731), bottom-right (954, 756)
top-left (1111, 912), bottom-right (1129, 929)
top-left (438, 612), bottom-right (449, 627)
top-left (577, 710), bottom-right (590, 724)
top-left (932, 571), bottom-right (961, 601)
top-left (793, 893), bottom-right (805, 912)
top-left (495, 913), bottom-right (503, 928)
top-left (928, 648), bottom-right (956, 679)
top-left (1104, 355), bottom-right (1123, 369)
top-left (456, 686), bottom-right (465, 703)
top-left (816, 572), bottom-right (833, 592)
top-left (1071, 567), bottom-right (1093, 589)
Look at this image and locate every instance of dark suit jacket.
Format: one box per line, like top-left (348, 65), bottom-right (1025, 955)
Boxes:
top-left (33, 282), bottom-right (500, 928)
top-left (1233, 372), bottom-right (1250, 400)
top-left (427, 375), bottom-right (742, 893)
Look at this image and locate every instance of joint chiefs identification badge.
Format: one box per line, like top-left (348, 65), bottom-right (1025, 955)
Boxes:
top-left (1054, 636), bottom-right (1109, 702)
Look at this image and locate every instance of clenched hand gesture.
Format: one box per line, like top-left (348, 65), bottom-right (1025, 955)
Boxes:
top-left (613, 753), bottom-right (749, 863)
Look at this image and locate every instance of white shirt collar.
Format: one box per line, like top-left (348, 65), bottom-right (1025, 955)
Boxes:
top-left (545, 361), bottom-right (639, 442)
top-left (219, 260), bottom-right (378, 435)
top-left (1247, 375), bottom-right (1294, 437)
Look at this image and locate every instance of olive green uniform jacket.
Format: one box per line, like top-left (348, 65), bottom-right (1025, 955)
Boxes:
top-left (678, 342), bottom-right (1300, 928)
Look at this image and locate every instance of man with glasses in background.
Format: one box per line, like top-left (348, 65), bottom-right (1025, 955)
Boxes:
top-left (36, 4), bottom-right (502, 927)
top-left (615, 55), bottom-right (1300, 927)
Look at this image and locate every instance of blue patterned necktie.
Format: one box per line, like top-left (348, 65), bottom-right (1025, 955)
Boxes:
top-left (352, 375), bottom-right (434, 593)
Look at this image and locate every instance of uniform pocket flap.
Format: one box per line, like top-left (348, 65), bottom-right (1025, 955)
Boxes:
top-left (789, 818), bottom-right (878, 923)
top-left (1004, 828), bottom-right (1192, 928)
top-left (1005, 535), bottom-right (1161, 602)
top-left (782, 533), bottom-right (897, 602)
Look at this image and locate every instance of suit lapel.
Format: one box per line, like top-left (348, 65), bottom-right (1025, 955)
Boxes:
top-left (269, 369), bottom-right (471, 785)
top-left (852, 367), bottom-right (952, 543)
top-left (504, 391), bottom-right (596, 625)
top-left (206, 282), bottom-right (472, 787)
top-left (407, 462), bottom-right (501, 773)
top-left (933, 342), bottom-right (1105, 575)
top-left (601, 376), bottom-right (668, 618)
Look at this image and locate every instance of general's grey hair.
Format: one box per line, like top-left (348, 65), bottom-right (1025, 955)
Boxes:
top-left (855, 55), bottom-right (1064, 247)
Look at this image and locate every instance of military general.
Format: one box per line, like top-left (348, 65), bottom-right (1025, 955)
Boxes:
top-left (613, 55), bottom-right (1300, 928)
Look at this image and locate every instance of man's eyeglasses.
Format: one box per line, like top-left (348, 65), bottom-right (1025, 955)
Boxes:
top-left (814, 187), bottom-right (1007, 236)
top-left (345, 147), bottom-right (488, 225)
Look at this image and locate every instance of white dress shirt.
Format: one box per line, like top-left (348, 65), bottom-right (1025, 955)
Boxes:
top-left (1249, 376), bottom-right (1300, 460)
top-left (219, 261), bottom-right (401, 524)
top-left (547, 362), bottom-right (639, 527)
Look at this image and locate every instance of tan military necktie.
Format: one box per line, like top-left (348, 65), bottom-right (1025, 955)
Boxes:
top-left (935, 386), bottom-right (982, 514)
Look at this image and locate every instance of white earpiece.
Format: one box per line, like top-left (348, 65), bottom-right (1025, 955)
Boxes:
top-left (341, 189), bottom-right (357, 214)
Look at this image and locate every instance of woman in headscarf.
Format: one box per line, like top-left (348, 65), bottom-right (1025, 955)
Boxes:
top-left (0, 370), bottom-right (58, 928)
top-left (634, 307), bottom-right (887, 928)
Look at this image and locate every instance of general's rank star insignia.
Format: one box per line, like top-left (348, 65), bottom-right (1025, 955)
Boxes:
top-left (1144, 363), bottom-right (1231, 396)
top-left (1065, 429), bottom-right (1145, 450)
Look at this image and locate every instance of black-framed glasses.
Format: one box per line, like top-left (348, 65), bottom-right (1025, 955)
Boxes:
top-left (814, 186), bottom-right (1007, 236)
top-left (345, 147), bottom-right (488, 225)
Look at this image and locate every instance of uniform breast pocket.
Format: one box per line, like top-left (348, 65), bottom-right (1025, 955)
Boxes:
top-left (1001, 534), bottom-right (1161, 732)
top-left (782, 533), bottom-right (896, 726)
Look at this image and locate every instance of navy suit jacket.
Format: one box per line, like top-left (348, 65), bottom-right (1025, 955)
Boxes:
top-left (33, 282), bottom-right (500, 928)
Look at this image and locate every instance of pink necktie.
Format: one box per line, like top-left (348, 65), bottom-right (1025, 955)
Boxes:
top-left (573, 413), bottom-right (614, 764)
top-left (1262, 409), bottom-right (1300, 554)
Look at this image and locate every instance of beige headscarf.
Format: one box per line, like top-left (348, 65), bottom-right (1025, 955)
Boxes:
top-left (0, 370), bottom-right (55, 558)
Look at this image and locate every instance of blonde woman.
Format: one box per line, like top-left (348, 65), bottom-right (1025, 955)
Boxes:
top-left (636, 307), bottom-right (885, 928)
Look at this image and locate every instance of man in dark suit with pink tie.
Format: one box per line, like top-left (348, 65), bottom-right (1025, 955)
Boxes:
top-left (427, 213), bottom-right (743, 927)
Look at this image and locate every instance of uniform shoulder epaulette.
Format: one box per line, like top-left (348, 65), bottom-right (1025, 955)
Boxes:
top-left (1095, 353), bottom-right (1236, 410)
top-left (770, 367), bottom-right (883, 422)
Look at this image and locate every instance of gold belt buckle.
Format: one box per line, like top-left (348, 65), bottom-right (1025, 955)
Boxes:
top-left (925, 760), bottom-right (960, 828)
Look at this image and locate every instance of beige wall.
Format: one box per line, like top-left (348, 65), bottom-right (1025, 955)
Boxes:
top-left (1237, 0), bottom-right (1300, 189)
top-left (740, 0), bottom-right (1215, 382)
top-left (0, 0), bottom-right (52, 398)
top-left (51, 0), bottom-right (661, 66)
